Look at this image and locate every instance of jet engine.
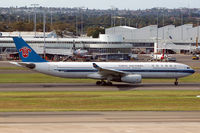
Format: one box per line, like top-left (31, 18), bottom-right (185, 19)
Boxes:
top-left (121, 74), bottom-right (142, 83)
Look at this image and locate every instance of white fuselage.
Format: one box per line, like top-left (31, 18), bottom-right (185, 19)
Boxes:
top-left (32, 62), bottom-right (194, 80)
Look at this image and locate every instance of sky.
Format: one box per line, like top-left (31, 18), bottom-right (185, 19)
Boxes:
top-left (0, 0), bottom-right (199, 9)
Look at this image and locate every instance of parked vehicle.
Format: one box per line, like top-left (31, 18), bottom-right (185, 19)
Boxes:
top-left (167, 57), bottom-right (176, 62)
top-left (192, 55), bottom-right (199, 60)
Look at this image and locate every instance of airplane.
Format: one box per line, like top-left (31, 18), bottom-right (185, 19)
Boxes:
top-left (72, 40), bottom-right (89, 57)
top-left (73, 48), bottom-right (88, 57)
top-left (11, 37), bottom-right (195, 86)
top-left (152, 54), bottom-right (167, 61)
top-left (151, 49), bottom-right (167, 61)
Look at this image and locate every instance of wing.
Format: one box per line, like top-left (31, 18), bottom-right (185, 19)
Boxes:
top-left (92, 63), bottom-right (127, 77)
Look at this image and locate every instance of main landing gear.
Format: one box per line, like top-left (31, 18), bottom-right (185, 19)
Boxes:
top-left (96, 80), bottom-right (113, 86)
top-left (174, 78), bottom-right (178, 86)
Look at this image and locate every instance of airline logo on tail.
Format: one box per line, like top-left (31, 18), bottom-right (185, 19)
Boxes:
top-left (19, 47), bottom-right (32, 58)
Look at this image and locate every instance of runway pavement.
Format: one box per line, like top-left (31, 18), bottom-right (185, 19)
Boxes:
top-left (0, 111), bottom-right (200, 133)
top-left (0, 83), bottom-right (199, 92)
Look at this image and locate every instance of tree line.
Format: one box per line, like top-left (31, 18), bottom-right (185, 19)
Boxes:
top-left (0, 7), bottom-right (200, 38)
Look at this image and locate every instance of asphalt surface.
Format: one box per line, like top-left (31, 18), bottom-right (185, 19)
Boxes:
top-left (0, 111), bottom-right (200, 133)
top-left (1, 111), bottom-right (200, 123)
top-left (0, 83), bottom-right (199, 92)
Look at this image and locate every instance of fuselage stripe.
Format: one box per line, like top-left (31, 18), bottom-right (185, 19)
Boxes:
top-left (54, 69), bottom-right (195, 73)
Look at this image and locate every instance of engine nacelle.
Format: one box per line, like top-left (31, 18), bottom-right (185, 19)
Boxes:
top-left (121, 74), bottom-right (142, 83)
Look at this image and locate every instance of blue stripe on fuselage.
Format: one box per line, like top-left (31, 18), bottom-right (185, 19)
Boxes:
top-left (54, 69), bottom-right (195, 73)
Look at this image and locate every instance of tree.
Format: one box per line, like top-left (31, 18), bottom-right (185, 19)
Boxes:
top-left (87, 27), bottom-right (105, 38)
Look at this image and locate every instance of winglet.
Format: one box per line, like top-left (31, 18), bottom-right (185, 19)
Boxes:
top-left (13, 37), bottom-right (47, 62)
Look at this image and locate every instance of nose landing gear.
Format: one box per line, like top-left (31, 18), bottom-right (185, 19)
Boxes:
top-left (174, 78), bottom-right (178, 86)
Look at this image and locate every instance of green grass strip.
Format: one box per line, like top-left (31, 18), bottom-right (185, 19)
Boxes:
top-left (0, 73), bottom-right (95, 83)
top-left (0, 90), bottom-right (200, 112)
top-left (0, 67), bottom-right (28, 70)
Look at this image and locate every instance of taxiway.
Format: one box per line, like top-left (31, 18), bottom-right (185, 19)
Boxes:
top-left (0, 83), bottom-right (199, 92)
top-left (0, 111), bottom-right (200, 133)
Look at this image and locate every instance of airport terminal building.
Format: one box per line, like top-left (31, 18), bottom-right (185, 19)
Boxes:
top-left (0, 24), bottom-right (199, 60)
top-left (0, 33), bottom-right (132, 60)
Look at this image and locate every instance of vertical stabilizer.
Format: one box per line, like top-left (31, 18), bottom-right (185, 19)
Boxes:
top-left (13, 37), bottom-right (47, 62)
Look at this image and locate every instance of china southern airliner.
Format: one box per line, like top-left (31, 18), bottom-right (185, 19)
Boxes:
top-left (11, 37), bottom-right (195, 86)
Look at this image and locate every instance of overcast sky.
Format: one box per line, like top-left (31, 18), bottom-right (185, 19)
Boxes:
top-left (0, 0), bottom-right (199, 9)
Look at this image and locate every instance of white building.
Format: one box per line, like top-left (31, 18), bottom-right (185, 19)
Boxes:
top-left (106, 24), bottom-right (200, 53)
top-left (0, 34), bottom-right (132, 60)
top-left (0, 31), bottom-right (57, 38)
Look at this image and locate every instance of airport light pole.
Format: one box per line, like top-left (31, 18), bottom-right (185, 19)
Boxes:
top-left (80, 7), bottom-right (85, 36)
top-left (50, 9), bottom-right (53, 27)
top-left (8, 7), bottom-right (11, 24)
top-left (181, 9), bottom-right (184, 41)
top-left (81, 9), bottom-right (83, 36)
top-left (43, 8), bottom-right (46, 60)
top-left (111, 6), bottom-right (117, 27)
top-left (196, 20), bottom-right (200, 48)
top-left (31, 4), bottom-right (39, 38)
top-left (162, 13), bottom-right (165, 40)
top-left (110, 6), bottom-right (117, 27)
top-left (81, 8), bottom-right (84, 36)
top-left (110, 6), bottom-right (113, 27)
top-left (76, 14), bottom-right (78, 36)
top-left (28, 11), bottom-right (31, 23)
top-left (156, 12), bottom-right (159, 54)
top-left (124, 18), bottom-right (126, 26)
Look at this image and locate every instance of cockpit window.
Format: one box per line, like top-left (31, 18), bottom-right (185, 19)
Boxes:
top-left (187, 67), bottom-right (190, 69)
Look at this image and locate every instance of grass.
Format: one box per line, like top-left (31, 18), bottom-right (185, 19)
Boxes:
top-left (0, 90), bottom-right (200, 112)
top-left (193, 67), bottom-right (200, 70)
top-left (0, 67), bottom-right (28, 70)
top-left (0, 73), bottom-right (95, 83)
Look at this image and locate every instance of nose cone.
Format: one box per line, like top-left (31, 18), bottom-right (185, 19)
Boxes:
top-left (188, 68), bottom-right (195, 75)
top-left (191, 69), bottom-right (195, 74)
top-left (186, 65), bottom-right (195, 75)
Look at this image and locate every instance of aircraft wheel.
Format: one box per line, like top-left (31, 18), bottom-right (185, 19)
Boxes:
top-left (107, 82), bottom-right (113, 86)
top-left (174, 78), bottom-right (178, 86)
top-left (174, 81), bottom-right (178, 86)
top-left (96, 81), bottom-right (101, 86)
top-left (100, 81), bottom-right (107, 86)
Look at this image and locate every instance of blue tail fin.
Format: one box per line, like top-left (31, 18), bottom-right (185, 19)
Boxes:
top-left (13, 37), bottom-right (47, 62)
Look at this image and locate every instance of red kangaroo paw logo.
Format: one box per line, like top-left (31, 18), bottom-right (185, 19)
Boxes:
top-left (19, 47), bottom-right (32, 58)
